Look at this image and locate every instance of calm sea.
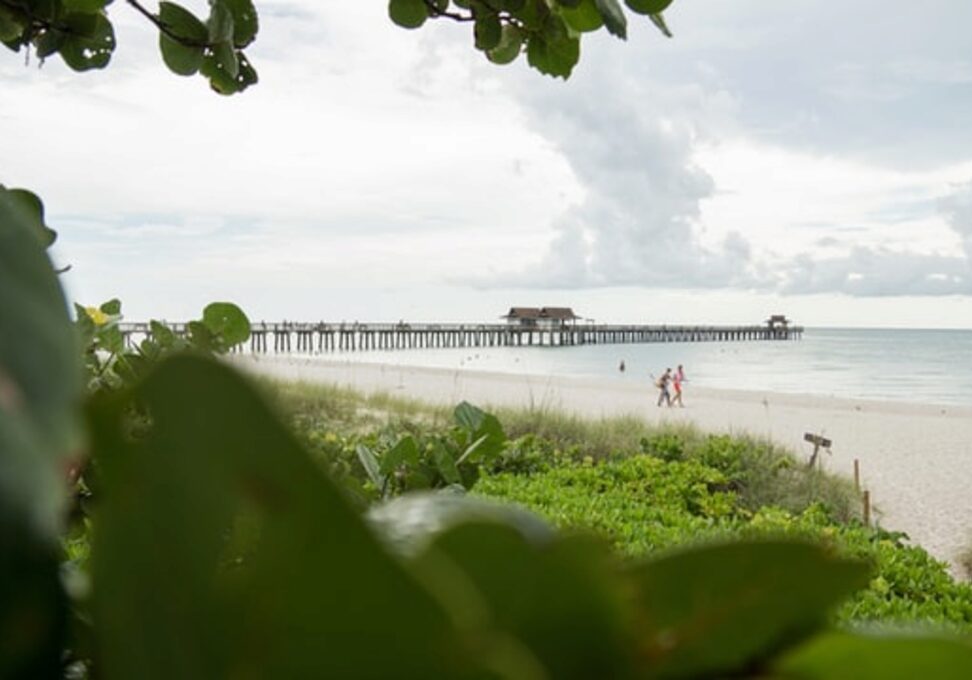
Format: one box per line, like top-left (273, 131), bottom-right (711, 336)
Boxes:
top-left (301, 328), bottom-right (972, 407)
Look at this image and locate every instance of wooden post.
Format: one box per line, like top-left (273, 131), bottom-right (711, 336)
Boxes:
top-left (853, 459), bottom-right (860, 492)
top-left (862, 490), bottom-right (871, 526)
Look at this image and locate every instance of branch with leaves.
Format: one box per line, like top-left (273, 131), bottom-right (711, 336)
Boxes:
top-left (1, 0), bottom-right (676, 93)
top-left (392, 0), bottom-right (675, 79)
top-left (0, 0), bottom-right (260, 94)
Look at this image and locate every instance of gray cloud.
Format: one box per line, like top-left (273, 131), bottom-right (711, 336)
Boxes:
top-left (774, 183), bottom-right (972, 296)
top-left (475, 47), bottom-right (755, 291)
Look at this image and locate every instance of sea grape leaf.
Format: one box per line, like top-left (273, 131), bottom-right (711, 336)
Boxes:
top-left (624, 0), bottom-right (673, 14)
top-left (368, 492), bottom-right (555, 559)
top-left (99, 298), bottom-right (121, 315)
top-left (91, 356), bottom-right (471, 679)
top-left (624, 539), bottom-right (870, 677)
top-left (0, 187), bottom-right (77, 677)
top-left (487, 24), bottom-right (524, 64)
top-left (474, 13), bottom-right (502, 51)
top-left (59, 12), bottom-right (116, 71)
top-left (388, 0), bottom-right (428, 29)
top-left (0, 7), bottom-right (25, 43)
top-left (559, 0), bottom-right (604, 32)
top-left (223, 0), bottom-right (258, 47)
top-left (776, 631), bottom-right (972, 679)
top-left (201, 301), bottom-right (250, 348)
top-left (3, 187), bottom-right (56, 247)
top-left (200, 49), bottom-right (255, 94)
top-left (207, 1), bottom-right (234, 43)
top-left (415, 522), bottom-right (634, 678)
top-left (594, 0), bottom-right (627, 39)
top-left (526, 26), bottom-right (580, 79)
top-left (0, 524), bottom-right (66, 680)
top-left (62, 0), bottom-right (111, 12)
top-left (149, 320), bottom-right (178, 350)
top-left (158, 2), bottom-right (207, 75)
top-left (0, 186), bottom-right (79, 537)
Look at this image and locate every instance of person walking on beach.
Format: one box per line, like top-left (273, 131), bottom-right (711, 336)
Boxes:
top-left (656, 368), bottom-right (672, 407)
top-left (672, 364), bottom-right (686, 407)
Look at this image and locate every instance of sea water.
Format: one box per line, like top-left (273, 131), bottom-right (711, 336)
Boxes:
top-left (297, 328), bottom-right (972, 407)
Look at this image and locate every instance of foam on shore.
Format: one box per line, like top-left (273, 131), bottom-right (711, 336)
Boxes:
top-left (235, 354), bottom-right (972, 575)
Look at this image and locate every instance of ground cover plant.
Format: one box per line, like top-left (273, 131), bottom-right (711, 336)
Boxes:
top-left (274, 380), bottom-right (972, 631)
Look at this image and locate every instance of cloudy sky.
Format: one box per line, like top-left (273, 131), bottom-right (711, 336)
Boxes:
top-left (4, 1), bottom-right (972, 327)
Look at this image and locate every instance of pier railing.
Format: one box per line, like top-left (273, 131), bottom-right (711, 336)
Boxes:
top-left (117, 321), bottom-right (803, 353)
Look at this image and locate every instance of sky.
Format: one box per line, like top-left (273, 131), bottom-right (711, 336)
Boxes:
top-left (3, 1), bottom-right (972, 328)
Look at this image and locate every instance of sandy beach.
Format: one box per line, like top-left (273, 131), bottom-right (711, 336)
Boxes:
top-left (236, 354), bottom-right (972, 575)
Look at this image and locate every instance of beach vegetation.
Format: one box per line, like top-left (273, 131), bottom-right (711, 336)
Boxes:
top-left (476, 458), bottom-right (972, 630)
top-left (267, 378), bottom-right (972, 630)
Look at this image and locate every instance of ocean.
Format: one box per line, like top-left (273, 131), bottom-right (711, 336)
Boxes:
top-left (291, 328), bottom-right (972, 407)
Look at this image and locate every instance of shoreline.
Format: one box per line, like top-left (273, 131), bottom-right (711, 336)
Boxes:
top-left (234, 354), bottom-right (972, 576)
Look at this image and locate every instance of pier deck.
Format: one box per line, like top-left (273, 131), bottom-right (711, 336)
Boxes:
top-left (117, 321), bottom-right (803, 353)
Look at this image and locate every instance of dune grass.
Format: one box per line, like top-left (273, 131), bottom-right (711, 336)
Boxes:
top-left (265, 377), bottom-right (861, 523)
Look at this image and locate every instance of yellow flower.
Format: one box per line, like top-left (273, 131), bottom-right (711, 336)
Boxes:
top-left (85, 306), bottom-right (110, 326)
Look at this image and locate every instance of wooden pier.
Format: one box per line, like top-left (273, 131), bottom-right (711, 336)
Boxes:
top-left (117, 318), bottom-right (803, 354)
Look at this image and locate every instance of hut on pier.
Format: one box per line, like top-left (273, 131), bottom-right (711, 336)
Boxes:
top-left (538, 307), bottom-right (580, 328)
top-left (502, 307), bottom-right (542, 328)
top-left (502, 307), bottom-right (580, 328)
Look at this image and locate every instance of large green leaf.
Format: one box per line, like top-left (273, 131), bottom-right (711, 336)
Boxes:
top-left (624, 540), bottom-right (870, 677)
top-left (3, 187), bottom-right (55, 247)
top-left (416, 522), bottom-right (634, 678)
top-left (776, 631), bottom-right (972, 679)
top-left (200, 49), bottom-right (257, 95)
top-left (487, 24), bottom-right (524, 64)
top-left (368, 492), bottom-right (555, 559)
top-left (158, 2), bottom-right (207, 76)
top-left (201, 301), bottom-right (250, 348)
top-left (453, 401), bottom-right (506, 462)
top-left (388, 0), bottom-right (428, 29)
top-left (594, 0), bottom-right (627, 39)
top-left (59, 12), bottom-right (116, 71)
top-left (474, 13), bottom-right (502, 51)
top-left (0, 186), bottom-right (79, 537)
top-left (223, 0), bottom-right (258, 47)
top-left (0, 6), bottom-right (26, 43)
top-left (0, 187), bottom-right (77, 677)
top-left (558, 0), bottom-right (604, 32)
top-left (91, 356), bottom-right (472, 679)
top-left (0, 524), bottom-right (66, 679)
top-left (624, 0), bottom-right (673, 14)
top-left (62, 0), bottom-right (111, 12)
top-left (526, 25), bottom-right (580, 79)
top-left (207, 1), bottom-right (234, 43)
top-left (379, 434), bottom-right (420, 476)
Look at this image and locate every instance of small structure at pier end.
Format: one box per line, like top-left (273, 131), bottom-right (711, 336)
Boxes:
top-left (766, 314), bottom-right (792, 338)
